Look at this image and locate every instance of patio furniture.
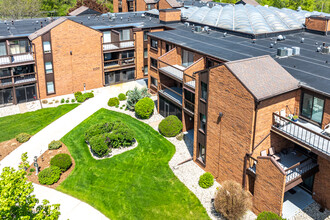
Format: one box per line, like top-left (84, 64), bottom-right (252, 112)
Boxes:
top-left (269, 147), bottom-right (280, 161)
top-left (260, 150), bottom-right (267, 156)
top-left (322, 123), bottom-right (330, 136)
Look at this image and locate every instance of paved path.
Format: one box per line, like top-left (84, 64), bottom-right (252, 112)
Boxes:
top-left (0, 80), bottom-right (146, 220)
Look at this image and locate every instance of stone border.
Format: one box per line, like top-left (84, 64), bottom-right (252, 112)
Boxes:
top-left (87, 140), bottom-right (138, 160)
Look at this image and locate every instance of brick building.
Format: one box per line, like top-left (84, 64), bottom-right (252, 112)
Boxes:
top-left (113, 0), bottom-right (181, 13)
top-left (0, 4), bottom-right (329, 218)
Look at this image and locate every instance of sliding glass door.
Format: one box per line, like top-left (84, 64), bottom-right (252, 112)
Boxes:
top-left (301, 92), bottom-right (325, 124)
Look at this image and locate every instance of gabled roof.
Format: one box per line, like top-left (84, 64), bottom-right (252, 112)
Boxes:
top-left (236, 0), bottom-right (260, 6)
top-left (166, 0), bottom-right (182, 8)
top-left (68, 6), bottom-right (89, 16)
top-left (28, 17), bottom-right (67, 41)
top-left (225, 55), bottom-right (299, 101)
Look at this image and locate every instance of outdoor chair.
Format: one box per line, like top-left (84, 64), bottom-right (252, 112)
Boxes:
top-left (268, 147), bottom-right (280, 161)
top-left (322, 124), bottom-right (330, 136)
top-left (260, 150), bottom-right (267, 157)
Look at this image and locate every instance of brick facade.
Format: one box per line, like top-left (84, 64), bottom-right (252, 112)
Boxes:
top-left (313, 156), bottom-right (330, 209)
top-left (159, 9), bottom-right (181, 23)
top-left (33, 19), bottom-right (103, 99)
top-left (305, 17), bottom-right (330, 33)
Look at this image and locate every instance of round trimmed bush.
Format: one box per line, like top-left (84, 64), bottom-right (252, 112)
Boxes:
top-left (48, 140), bottom-right (62, 150)
top-left (86, 92), bottom-right (94, 98)
top-left (118, 93), bottom-right (127, 101)
top-left (38, 166), bottom-right (61, 185)
top-left (199, 172), bottom-right (214, 188)
top-left (135, 97), bottom-right (154, 119)
top-left (74, 91), bottom-right (82, 99)
top-left (108, 97), bottom-right (120, 107)
top-left (89, 135), bottom-right (109, 157)
top-left (50, 153), bottom-right (72, 172)
top-left (257, 211), bottom-right (284, 220)
top-left (158, 115), bottom-right (183, 137)
top-left (16, 133), bottom-right (31, 143)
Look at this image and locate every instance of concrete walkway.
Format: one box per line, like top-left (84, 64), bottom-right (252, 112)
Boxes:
top-left (0, 80), bottom-right (146, 220)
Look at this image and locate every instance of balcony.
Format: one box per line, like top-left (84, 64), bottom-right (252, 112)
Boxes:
top-left (0, 53), bottom-right (34, 67)
top-left (159, 84), bottom-right (182, 105)
top-left (272, 112), bottom-right (330, 158)
top-left (104, 57), bottom-right (135, 70)
top-left (103, 40), bottom-right (134, 52)
top-left (0, 73), bottom-right (36, 89)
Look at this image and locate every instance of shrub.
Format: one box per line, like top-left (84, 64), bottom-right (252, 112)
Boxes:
top-left (199, 172), bottom-right (214, 188)
top-left (48, 140), bottom-right (62, 150)
top-left (135, 97), bottom-right (154, 119)
top-left (126, 90), bottom-right (131, 96)
top-left (85, 92), bottom-right (94, 98)
top-left (16, 133), bottom-right (31, 143)
top-left (65, 99), bottom-right (69, 103)
top-left (41, 100), bottom-right (48, 104)
top-left (118, 93), bottom-right (127, 101)
top-left (120, 107), bottom-right (123, 109)
top-left (48, 102), bottom-right (53, 104)
top-left (108, 97), bottom-right (119, 107)
top-left (50, 153), bottom-right (72, 172)
top-left (176, 133), bottom-right (184, 141)
top-left (60, 98), bottom-right (65, 103)
top-left (214, 180), bottom-right (252, 220)
top-left (55, 100), bottom-right (59, 103)
top-left (84, 122), bottom-right (113, 142)
top-left (74, 91), bottom-right (82, 99)
top-left (38, 166), bottom-right (61, 185)
top-left (76, 95), bottom-right (86, 103)
top-left (257, 212), bottom-right (284, 220)
top-left (30, 168), bottom-right (35, 172)
top-left (105, 122), bottom-right (134, 148)
top-left (126, 87), bottom-right (151, 110)
top-left (89, 135), bottom-right (109, 157)
top-left (71, 99), bottom-right (75, 103)
top-left (158, 115), bottom-right (183, 137)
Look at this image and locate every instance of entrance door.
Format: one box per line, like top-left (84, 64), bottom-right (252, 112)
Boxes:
top-left (164, 102), bottom-right (169, 117)
top-left (301, 175), bottom-right (315, 193)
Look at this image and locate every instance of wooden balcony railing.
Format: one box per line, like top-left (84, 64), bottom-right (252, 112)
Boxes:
top-left (272, 112), bottom-right (330, 157)
top-left (284, 157), bottom-right (318, 183)
top-left (104, 57), bottom-right (135, 69)
top-left (159, 83), bottom-right (183, 105)
top-left (158, 59), bottom-right (184, 81)
top-left (0, 72), bottom-right (36, 88)
top-left (0, 52), bottom-right (34, 66)
top-left (184, 99), bottom-right (195, 113)
top-left (103, 40), bottom-right (134, 51)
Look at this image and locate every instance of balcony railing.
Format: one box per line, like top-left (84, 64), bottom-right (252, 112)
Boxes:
top-left (158, 60), bottom-right (185, 81)
top-left (0, 73), bottom-right (36, 88)
top-left (159, 83), bottom-right (183, 105)
top-left (272, 113), bottom-right (330, 157)
top-left (104, 57), bottom-right (135, 69)
top-left (184, 74), bottom-right (196, 89)
top-left (0, 53), bottom-right (34, 66)
top-left (184, 99), bottom-right (195, 114)
top-left (284, 158), bottom-right (318, 184)
top-left (103, 40), bottom-right (134, 51)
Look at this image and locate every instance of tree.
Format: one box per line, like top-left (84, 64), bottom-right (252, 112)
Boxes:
top-left (0, 153), bottom-right (61, 219)
top-left (0, 0), bottom-right (42, 19)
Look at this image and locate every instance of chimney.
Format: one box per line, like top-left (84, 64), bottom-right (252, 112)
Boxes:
top-left (159, 9), bottom-right (181, 24)
top-left (305, 15), bottom-right (330, 35)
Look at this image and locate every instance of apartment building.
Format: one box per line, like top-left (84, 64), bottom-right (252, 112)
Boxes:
top-left (113, 0), bottom-right (181, 13)
top-left (0, 12), bottom-right (165, 104)
top-left (0, 4), bottom-right (329, 218)
top-left (147, 8), bottom-right (330, 217)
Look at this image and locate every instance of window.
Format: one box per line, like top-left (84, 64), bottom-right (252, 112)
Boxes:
top-left (301, 92), bottom-right (325, 124)
top-left (150, 38), bottom-right (158, 50)
top-left (120, 29), bottom-right (130, 41)
top-left (0, 68), bottom-right (10, 78)
top-left (0, 42), bottom-right (6, 56)
top-left (144, 48), bottom-right (148, 58)
top-left (166, 43), bottom-right (171, 52)
top-left (151, 76), bottom-right (157, 86)
top-left (103, 31), bottom-right (111, 43)
top-left (15, 84), bottom-right (36, 103)
top-left (144, 31), bottom-right (149, 41)
top-left (150, 58), bottom-right (157, 69)
top-left (46, 81), bottom-right (55, 94)
top-left (13, 64), bottom-right (34, 75)
top-left (9, 40), bottom-right (29, 55)
top-left (121, 50), bottom-right (134, 59)
top-left (200, 113), bottom-right (206, 132)
top-left (201, 82), bottom-right (207, 100)
top-left (43, 41), bottom-right (51, 53)
top-left (144, 66), bottom-right (148, 75)
top-left (198, 143), bottom-right (206, 163)
top-left (182, 49), bottom-right (194, 67)
top-left (0, 88), bottom-right (13, 105)
top-left (45, 62), bottom-right (53, 74)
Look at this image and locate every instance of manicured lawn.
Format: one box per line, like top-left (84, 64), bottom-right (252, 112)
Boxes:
top-left (0, 104), bottom-right (79, 142)
top-left (58, 109), bottom-right (209, 220)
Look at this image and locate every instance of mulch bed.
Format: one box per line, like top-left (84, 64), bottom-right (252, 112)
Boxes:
top-left (27, 143), bottom-right (75, 189)
top-left (0, 139), bottom-right (22, 161)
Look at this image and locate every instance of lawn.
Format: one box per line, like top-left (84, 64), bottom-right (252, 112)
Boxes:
top-left (0, 104), bottom-right (79, 142)
top-left (58, 109), bottom-right (209, 220)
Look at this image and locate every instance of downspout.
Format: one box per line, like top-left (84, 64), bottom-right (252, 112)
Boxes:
top-left (243, 99), bottom-right (259, 189)
top-left (32, 42), bottom-right (43, 109)
top-left (101, 35), bottom-right (105, 86)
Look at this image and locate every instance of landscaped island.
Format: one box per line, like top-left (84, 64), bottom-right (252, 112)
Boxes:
top-left (58, 109), bottom-right (209, 219)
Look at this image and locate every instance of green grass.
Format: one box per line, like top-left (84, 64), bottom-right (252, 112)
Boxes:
top-left (58, 109), bottom-right (209, 220)
top-left (0, 104), bottom-right (79, 142)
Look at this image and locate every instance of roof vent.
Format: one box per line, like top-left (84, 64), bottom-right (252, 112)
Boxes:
top-left (270, 43), bottom-right (274, 48)
top-left (194, 26), bottom-right (202, 33)
top-left (184, 22), bottom-right (189, 28)
top-left (141, 14), bottom-right (145, 18)
top-left (277, 35), bottom-right (284, 41)
top-left (223, 32), bottom-right (227, 37)
top-left (204, 26), bottom-right (210, 33)
top-left (317, 47), bottom-right (322, 52)
top-left (300, 37), bottom-right (304, 43)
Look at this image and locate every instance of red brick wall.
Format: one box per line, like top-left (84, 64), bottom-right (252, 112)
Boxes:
top-left (158, 0), bottom-right (172, 10)
top-left (33, 20), bottom-right (103, 99)
top-left (313, 156), bottom-right (330, 209)
top-left (305, 17), bottom-right (329, 33)
top-left (135, 30), bottom-right (146, 80)
top-left (159, 10), bottom-right (181, 22)
top-left (253, 156), bottom-right (286, 215)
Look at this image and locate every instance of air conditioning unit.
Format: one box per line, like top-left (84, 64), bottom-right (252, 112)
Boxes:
top-left (277, 47), bottom-right (288, 57)
top-left (292, 47), bottom-right (300, 55)
top-left (287, 48), bottom-right (293, 56)
top-left (322, 46), bottom-right (330, 54)
top-left (194, 26), bottom-right (202, 33)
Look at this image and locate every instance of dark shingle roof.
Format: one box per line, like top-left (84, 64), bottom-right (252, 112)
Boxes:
top-left (28, 17), bottom-right (67, 41)
top-left (225, 55), bottom-right (299, 101)
top-left (68, 6), bottom-right (90, 16)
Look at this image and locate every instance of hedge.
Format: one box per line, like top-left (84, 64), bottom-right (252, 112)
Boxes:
top-left (48, 140), bottom-right (62, 150)
top-left (108, 97), bottom-right (120, 107)
top-left (198, 172), bottom-right (214, 189)
top-left (16, 133), bottom-right (31, 143)
top-left (158, 115), bottom-right (183, 137)
top-left (257, 212), bottom-right (285, 220)
top-left (135, 97), bottom-right (154, 119)
top-left (50, 153), bottom-right (72, 172)
top-left (38, 166), bottom-right (61, 185)
top-left (75, 92), bottom-right (94, 103)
